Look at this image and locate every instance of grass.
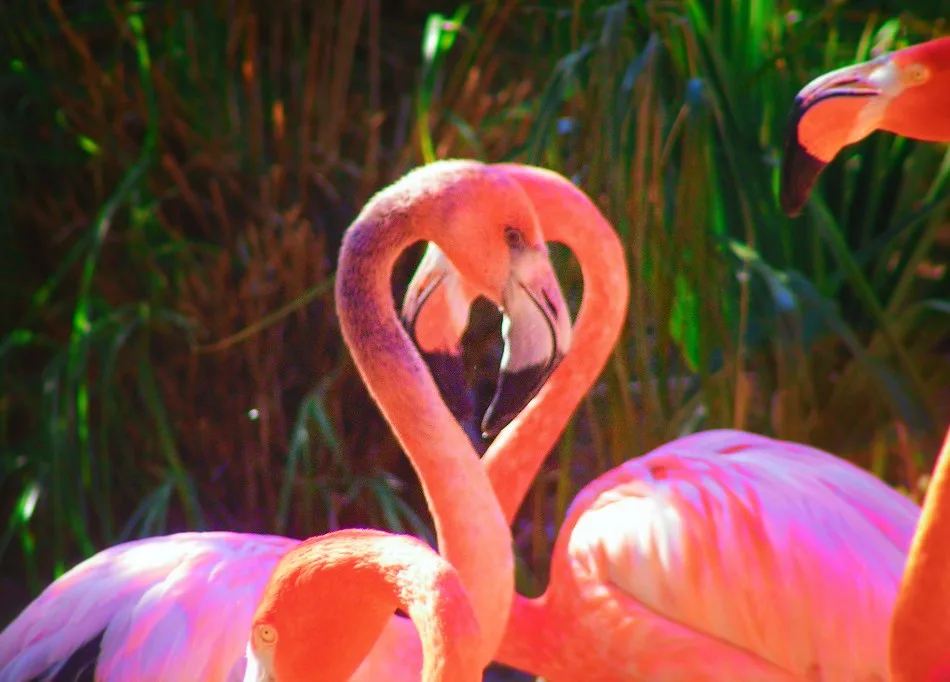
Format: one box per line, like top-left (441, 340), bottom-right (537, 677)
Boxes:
top-left (1, 0), bottom-right (949, 648)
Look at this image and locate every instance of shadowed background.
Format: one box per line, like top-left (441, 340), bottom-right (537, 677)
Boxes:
top-left (1, 2), bottom-right (949, 677)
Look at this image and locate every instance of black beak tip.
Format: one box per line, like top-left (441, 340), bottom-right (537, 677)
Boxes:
top-left (481, 409), bottom-right (513, 440)
top-left (779, 97), bottom-right (826, 218)
top-left (481, 373), bottom-right (532, 439)
top-left (779, 180), bottom-right (807, 218)
top-left (480, 355), bottom-right (564, 438)
top-left (779, 146), bottom-right (827, 218)
top-left (417, 348), bottom-right (481, 433)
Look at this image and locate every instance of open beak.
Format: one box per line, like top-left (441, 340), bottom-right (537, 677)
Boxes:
top-left (401, 243), bottom-right (483, 448)
top-left (483, 249), bottom-right (572, 438)
top-left (780, 57), bottom-right (891, 217)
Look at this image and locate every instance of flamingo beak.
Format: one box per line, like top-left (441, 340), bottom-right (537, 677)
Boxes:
top-left (780, 57), bottom-right (890, 217)
top-left (483, 249), bottom-right (572, 438)
top-left (401, 243), bottom-right (483, 448)
top-left (402, 243), bottom-right (572, 441)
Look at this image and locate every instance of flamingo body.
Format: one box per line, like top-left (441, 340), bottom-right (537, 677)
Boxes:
top-left (0, 532), bottom-right (297, 682)
top-left (517, 430), bottom-right (919, 681)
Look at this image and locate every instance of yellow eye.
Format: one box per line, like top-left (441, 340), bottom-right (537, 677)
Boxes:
top-left (256, 624), bottom-right (279, 645)
top-left (906, 63), bottom-right (930, 84)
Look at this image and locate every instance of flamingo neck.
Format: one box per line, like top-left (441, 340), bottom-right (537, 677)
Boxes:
top-left (263, 531), bottom-right (482, 682)
top-left (483, 165), bottom-right (630, 523)
top-left (335, 198), bottom-right (512, 666)
top-left (889, 427), bottom-right (950, 682)
top-left (388, 544), bottom-right (484, 682)
top-left (494, 593), bottom-right (569, 680)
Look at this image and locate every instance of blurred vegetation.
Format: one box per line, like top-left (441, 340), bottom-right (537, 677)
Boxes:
top-left (2, 0), bottom-right (949, 647)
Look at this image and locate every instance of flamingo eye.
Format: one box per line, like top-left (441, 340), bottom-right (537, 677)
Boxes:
top-left (906, 63), bottom-right (930, 84)
top-left (256, 624), bottom-right (279, 645)
top-left (504, 226), bottom-right (526, 250)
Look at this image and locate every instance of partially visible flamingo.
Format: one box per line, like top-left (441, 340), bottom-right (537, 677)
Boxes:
top-left (404, 163), bottom-right (922, 680)
top-left (0, 159), bottom-right (573, 681)
top-left (242, 528), bottom-right (482, 682)
top-left (888, 426), bottom-right (950, 682)
top-left (780, 36), bottom-right (950, 216)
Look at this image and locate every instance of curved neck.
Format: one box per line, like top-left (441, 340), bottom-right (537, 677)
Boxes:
top-left (386, 544), bottom-right (483, 682)
top-left (494, 594), bottom-right (565, 679)
top-left (335, 198), bottom-right (513, 665)
top-left (274, 531), bottom-right (482, 682)
top-left (483, 165), bottom-right (630, 523)
top-left (889, 427), bottom-right (950, 681)
top-left (340, 533), bottom-right (483, 682)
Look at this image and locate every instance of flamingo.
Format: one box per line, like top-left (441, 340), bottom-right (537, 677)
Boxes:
top-left (780, 35), bottom-right (950, 217)
top-left (888, 426), bottom-right (950, 682)
top-left (0, 159), bottom-right (573, 681)
top-left (403, 163), bottom-right (923, 680)
top-left (242, 528), bottom-right (482, 682)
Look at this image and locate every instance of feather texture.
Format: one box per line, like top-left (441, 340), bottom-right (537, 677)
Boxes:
top-left (0, 533), bottom-right (297, 682)
top-left (563, 430), bottom-right (917, 680)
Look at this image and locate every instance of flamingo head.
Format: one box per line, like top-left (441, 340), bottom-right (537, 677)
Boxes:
top-left (400, 163), bottom-right (573, 440)
top-left (243, 531), bottom-right (403, 682)
top-left (781, 36), bottom-right (950, 217)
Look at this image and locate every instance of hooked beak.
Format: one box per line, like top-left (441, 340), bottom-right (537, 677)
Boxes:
top-left (483, 250), bottom-right (572, 438)
top-left (402, 243), bottom-right (572, 441)
top-left (780, 56), bottom-right (892, 217)
top-left (401, 243), bottom-right (483, 448)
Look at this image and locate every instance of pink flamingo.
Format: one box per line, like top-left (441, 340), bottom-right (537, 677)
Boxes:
top-left (889, 426), bottom-right (950, 682)
top-left (243, 528), bottom-right (482, 682)
top-left (403, 163), bottom-right (922, 680)
top-left (0, 160), bottom-right (572, 681)
top-left (780, 36), bottom-right (950, 216)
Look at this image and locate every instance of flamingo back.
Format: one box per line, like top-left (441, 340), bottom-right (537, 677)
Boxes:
top-left (562, 429), bottom-right (919, 680)
top-left (0, 532), bottom-right (298, 682)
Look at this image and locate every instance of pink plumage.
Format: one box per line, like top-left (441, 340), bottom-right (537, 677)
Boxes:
top-left (0, 532), bottom-right (297, 681)
top-left (501, 429), bottom-right (919, 680)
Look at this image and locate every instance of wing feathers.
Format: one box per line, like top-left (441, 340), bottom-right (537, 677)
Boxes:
top-left (567, 430), bottom-right (918, 678)
top-left (0, 532), bottom-right (297, 682)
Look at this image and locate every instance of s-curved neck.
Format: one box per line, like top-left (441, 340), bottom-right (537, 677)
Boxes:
top-left (382, 540), bottom-right (483, 682)
top-left (482, 165), bottom-right (630, 524)
top-left (889, 426), bottom-right (950, 681)
top-left (335, 184), bottom-right (512, 666)
top-left (495, 593), bottom-right (567, 680)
